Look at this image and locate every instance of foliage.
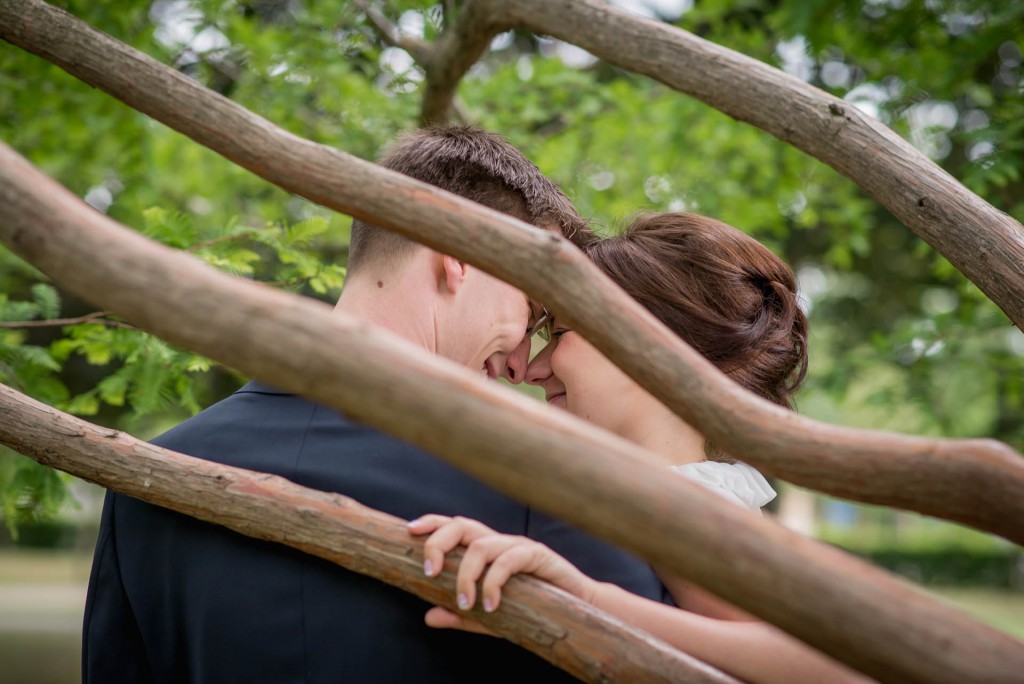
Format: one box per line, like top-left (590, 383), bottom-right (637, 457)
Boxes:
top-left (0, 0), bottom-right (1022, 526)
top-left (855, 548), bottom-right (1020, 588)
top-left (0, 446), bottom-right (75, 538)
top-left (819, 507), bottom-right (1022, 588)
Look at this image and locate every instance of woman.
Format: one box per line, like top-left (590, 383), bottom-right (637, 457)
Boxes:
top-left (409, 213), bottom-right (872, 684)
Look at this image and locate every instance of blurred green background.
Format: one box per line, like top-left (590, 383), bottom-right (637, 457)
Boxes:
top-left (2, 0), bottom-right (1022, 681)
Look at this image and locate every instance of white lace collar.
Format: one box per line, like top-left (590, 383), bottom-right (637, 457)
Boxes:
top-left (669, 461), bottom-right (776, 514)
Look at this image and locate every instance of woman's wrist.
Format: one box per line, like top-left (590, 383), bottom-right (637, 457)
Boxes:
top-left (587, 580), bottom-right (617, 612)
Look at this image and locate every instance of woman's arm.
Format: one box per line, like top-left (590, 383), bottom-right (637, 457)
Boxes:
top-left (660, 572), bottom-right (755, 621)
top-left (409, 515), bottom-right (873, 684)
top-left (589, 580), bottom-right (872, 684)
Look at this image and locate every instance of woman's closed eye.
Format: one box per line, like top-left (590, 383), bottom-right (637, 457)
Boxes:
top-left (541, 319), bottom-right (571, 342)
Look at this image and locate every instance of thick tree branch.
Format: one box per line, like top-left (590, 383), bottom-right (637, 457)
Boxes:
top-left (426, 0), bottom-right (1024, 327)
top-left (1, 143), bottom-right (1022, 684)
top-left (0, 384), bottom-right (732, 684)
top-left (2, 0), bottom-right (1023, 544)
top-left (420, 0), bottom-right (498, 123)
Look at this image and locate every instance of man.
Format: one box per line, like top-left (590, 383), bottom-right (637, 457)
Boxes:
top-left (83, 126), bottom-right (667, 683)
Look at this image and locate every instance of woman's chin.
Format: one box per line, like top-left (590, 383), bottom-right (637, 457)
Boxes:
top-left (547, 393), bottom-right (567, 409)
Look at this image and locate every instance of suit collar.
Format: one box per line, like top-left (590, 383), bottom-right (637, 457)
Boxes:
top-left (236, 379), bottom-right (292, 396)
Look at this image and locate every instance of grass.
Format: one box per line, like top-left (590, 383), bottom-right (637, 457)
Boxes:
top-left (0, 547), bottom-right (93, 583)
top-left (0, 549), bottom-right (91, 684)
top-left (0, 631), bottom-right (80, 684)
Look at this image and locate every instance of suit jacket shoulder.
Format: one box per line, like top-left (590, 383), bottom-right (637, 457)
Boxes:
top-left (85, 381), bottom-right (667, 683)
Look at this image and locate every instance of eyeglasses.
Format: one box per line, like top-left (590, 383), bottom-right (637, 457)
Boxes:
top-left (526, 306), bottom-right (551, 339)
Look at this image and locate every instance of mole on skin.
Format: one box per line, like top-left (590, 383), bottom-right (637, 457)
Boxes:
top-left (377, 281), bottom-right (383, 288)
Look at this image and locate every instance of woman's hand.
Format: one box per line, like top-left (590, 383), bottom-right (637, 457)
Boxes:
top-left (407, 515), bottom-right (599, 623)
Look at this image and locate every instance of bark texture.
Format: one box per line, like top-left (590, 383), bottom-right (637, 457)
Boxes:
top-left (0, 385), bottom-right (733, 684)
top-left (425, 0), bottom-right (1024, 330)
top-left (1, 142), bottom-right (1022, 684)
top-left (1, 0), bottom-right (1022, 543)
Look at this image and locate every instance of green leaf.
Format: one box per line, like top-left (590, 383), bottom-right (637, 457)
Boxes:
top-left (184, 356), bottom-right (212, 373)
top-left (1, 300), bottom-right (39, 322)
top-left (83, 342), bottom-right (112, 366)
top-left (285, 216), bottom-right (329, 245)
top-left (97, 373), bottom-right (129, 407)
top-left (30, 283), bottom-right (61, 319)
top-left (63, 392), bottom-right (100, 416)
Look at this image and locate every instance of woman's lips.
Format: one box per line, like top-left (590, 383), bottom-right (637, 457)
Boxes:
top-left (546, 392), bottom-right (566, 404)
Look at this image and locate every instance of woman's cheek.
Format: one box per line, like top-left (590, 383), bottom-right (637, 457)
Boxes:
top-left (549, 344), bottom-right (570, 384)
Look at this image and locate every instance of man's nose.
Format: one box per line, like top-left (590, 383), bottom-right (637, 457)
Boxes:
top-left (502, 335), bottom-right (533, 384)
top-left (525, 342), bottom-right (554, 386)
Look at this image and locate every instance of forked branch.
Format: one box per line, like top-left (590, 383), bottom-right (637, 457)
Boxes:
top-left (421, 0), bottom-right (499, 123)
top-left (351, 0), bottom-right (470, 123)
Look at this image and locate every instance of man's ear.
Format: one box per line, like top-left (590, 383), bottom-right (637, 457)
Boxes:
top-left (441, 255), bottom-right (469, 295)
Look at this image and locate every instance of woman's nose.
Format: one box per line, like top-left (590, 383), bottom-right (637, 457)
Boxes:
top-left (526, 342), bottom-right (554, 386)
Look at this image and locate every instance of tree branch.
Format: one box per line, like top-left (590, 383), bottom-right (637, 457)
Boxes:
top-left (0, 311), bottom-right (133, 329)
top-left (425, 0), bottom-right (1024, 326)
top-left (1, 142), bottom-right (1022, 684)
top-left (351, 0), bottom-right (470, 123)
top-left (421, 0), bottom-right (498, 123)
top-left (352, 0), bottom-right (433, 64)
top-left (2, 0), bottom-right (1023, 545)
top-left (0, 384), bottom-right (732, 684)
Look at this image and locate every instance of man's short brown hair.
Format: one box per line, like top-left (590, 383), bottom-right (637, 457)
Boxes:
top-left (348, 125), bottom-right (592, 272)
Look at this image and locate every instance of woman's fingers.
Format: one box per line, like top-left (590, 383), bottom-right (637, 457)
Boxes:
top-left (405, 514), bottom-right (452, 536)
top-left (408, 515), bottom-right (500, 579)
top-left (478, 542), bottom-right (542, 613)
top-left (409, 516), bottom-right (585, 614)
top-left (455, 534), bottom-right (530, 611)
top-left (408, 514), bottom-right (495, 541)
top-left (423, 607), bottom-right (494, 635)
top-left (480, 540), bottom-right (598, 607)
top-left (408, 514), bottom-right (455, 577)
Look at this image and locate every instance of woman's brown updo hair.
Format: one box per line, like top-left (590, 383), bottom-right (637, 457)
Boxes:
top-left (585, 213), bottom-right (808, 461)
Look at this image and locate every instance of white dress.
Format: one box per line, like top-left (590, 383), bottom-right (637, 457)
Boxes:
top-left (669, 461), bottom-right (776, 515)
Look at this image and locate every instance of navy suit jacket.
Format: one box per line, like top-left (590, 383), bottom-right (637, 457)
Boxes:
top-left (83, 381), bottom-right (668, 683)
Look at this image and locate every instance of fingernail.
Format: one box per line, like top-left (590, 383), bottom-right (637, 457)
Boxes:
top-left (483, 598), bottom-right (494, 613)
top-left (424, 560), bottom-right (433, 576)
top-left (457, 593), bottom-right (470, 610)
top-left (406, 518), bottom-right (420, 526)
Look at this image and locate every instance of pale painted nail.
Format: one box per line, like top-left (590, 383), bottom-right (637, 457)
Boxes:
top-left (424, 560), bottom-right (433, 576)
top-left (483, 598), bottom-right (494, 613)
top-left (458, 593), bottom-right (470, 610)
